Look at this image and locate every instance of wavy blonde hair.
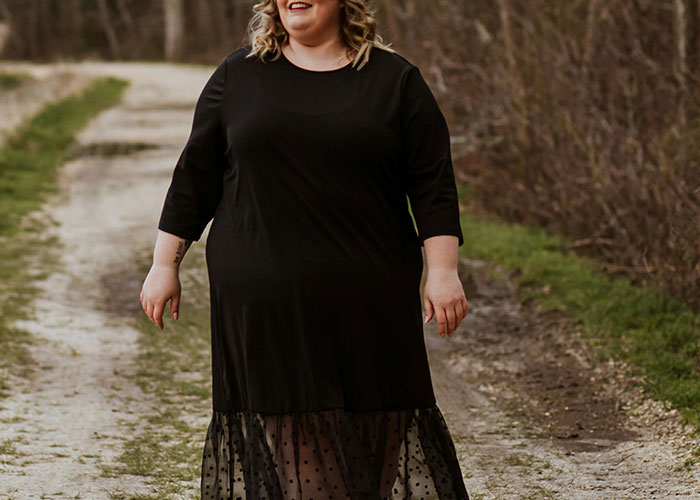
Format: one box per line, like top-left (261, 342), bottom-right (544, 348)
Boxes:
top-left (244, 0), bottom-right (395, 71)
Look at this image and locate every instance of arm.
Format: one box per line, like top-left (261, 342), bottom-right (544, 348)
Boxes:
top-left (400, 65), bottom-right (467, 337)
top-left (140, 57), bottom-right (228, 329)
top-left (158, 57), bottom-right (228, 241)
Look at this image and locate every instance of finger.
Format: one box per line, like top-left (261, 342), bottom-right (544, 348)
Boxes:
top-left (463, 296), bottom-right (469, 315)
top-left (446, 305), bottom-right (456, 337)
top-left (436, 307), bottom-right (446, 337)
top-left (153, 301), bottom-right (164, 330)
top-left (146, 302), bottom-right (155, 326)
top-left (455, 301), bottom-right (465, 325)
top-left (170, 293), bottom-right (180, 320)
top-left (423, 296), bottom-right (434, 324)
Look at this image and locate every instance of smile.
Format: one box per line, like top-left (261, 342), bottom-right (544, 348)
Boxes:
top-left (289, 2), bottom-right (311, 10)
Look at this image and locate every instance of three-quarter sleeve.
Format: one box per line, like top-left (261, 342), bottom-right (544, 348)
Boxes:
top-left (400, 65), bottom-right (464, 247)
top-left (157, 58), bottom-right (228, 241)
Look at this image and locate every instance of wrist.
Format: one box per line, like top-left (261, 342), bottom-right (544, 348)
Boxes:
top-left (152, 261), bottom-right (180, 272)
top-left (425, 265), bottom-right (458, 277)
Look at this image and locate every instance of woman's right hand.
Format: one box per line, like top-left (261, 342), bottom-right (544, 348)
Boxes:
top-left (140, 264), bottom-right (181, 330)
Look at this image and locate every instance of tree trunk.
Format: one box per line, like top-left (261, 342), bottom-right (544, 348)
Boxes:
top-left (674, 0), bottom-right (687, 129)
top-left (164, 0), bottom-right (185, 61)
top-left (97, 0), bottom-right (121, 59)
top-left (380, 0), bottom-right (399, 46)
top-left (194, 0), bottom-right (216, 52)
top-left (56, 0), bottom-right (74, 56)
top-left (0, 0), bottom-right (15, 55)
top-left (37, 0), bottom-right (53, 57)
top-left (27, 0), bottom-right (39, 58)
top-left (115, 0), bottom-right (139, 58)
top-left (71, 0), bottom-right (83, 56)
top-left (583, 0), bottom-right (602, 65)
top-left (210, 0), bottom-right (229, 49)
top-left (496, 0), bottom-right (529, 146)
top-left (231, 0), bottom-right (250, 48)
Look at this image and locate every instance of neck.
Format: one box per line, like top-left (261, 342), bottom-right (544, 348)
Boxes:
top-left (286, 30), bottom-right (349, 64)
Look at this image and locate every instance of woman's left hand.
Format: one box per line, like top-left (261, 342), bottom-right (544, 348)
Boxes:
top-left (422, 268), bottom-right (469, 338)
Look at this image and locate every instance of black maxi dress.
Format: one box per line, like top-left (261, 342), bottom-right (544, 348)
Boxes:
top-left (158, 44), bottom-right (469, 500)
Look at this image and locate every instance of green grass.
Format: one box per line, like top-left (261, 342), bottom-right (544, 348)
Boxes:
top-left (0, 70), bottom-right (34, 91)
top-left (456, 181), bottom-right (700, 432)
top-left (0, 76), bottom-right (129, 234)
top-left (0, 76), bottom-right (129, 397)
top-left (102, 244), bottom-right (212, 499)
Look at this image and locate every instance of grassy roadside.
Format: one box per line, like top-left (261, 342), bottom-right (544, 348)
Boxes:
top-left (0, 76), bottom-right (129, 398)
top-left (455, 181), bottom-right (700, 438)
top-left (102, 243), bottom-right (212, 500)
top-left (0, 70), bottom-right (34, 91)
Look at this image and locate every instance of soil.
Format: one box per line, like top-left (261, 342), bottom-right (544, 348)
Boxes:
top-left (0, 60), bottom-right (217, 499)
top-left (429, 258), bottom-right (700, 498)
top-left (0, 60), bottom-right (698, 499)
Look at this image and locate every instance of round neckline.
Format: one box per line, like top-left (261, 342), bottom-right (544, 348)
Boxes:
top-left (279, 49), bottom-right (353, 74)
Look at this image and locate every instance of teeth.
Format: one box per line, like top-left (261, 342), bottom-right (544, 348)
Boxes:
top-left (290, 2), bottom-right (311, 8)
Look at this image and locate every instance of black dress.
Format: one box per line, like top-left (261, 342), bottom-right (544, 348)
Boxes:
top-left (158, 44), bottom-right (469, 500)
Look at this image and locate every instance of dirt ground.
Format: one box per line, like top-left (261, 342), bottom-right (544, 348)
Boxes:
top-left (0, 61), bottom-right (699, 499)
top-left (430, 258), bottom-right (700, 499)
top-left (0, 61), bottom-right (215, 499)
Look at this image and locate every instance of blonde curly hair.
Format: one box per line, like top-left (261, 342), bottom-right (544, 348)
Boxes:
top-left (244, 0), bottom-right (395, 71)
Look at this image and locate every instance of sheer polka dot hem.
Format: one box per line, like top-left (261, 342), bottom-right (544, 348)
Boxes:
top-left (200, 405), bottom-right (470, 500)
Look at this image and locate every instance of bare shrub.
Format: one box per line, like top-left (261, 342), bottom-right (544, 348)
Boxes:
top-left (380, 0), bottom-right (700, 311)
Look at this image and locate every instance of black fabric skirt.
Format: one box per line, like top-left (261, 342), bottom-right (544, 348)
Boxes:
top-left (200, 405), bottom-right (469, 500)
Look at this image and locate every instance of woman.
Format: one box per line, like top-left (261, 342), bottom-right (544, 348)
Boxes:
top-left (140, 0), bottom-right (470, 499)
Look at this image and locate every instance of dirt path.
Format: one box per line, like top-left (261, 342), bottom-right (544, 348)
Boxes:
top-left (0, 63), bottom-right (95, 145)
top-left (427, 258), bottom-right (700, 499)
top-left (0, 61), bottom-right (218, 499)
top-left (0, 61), bottom-right (698, 499)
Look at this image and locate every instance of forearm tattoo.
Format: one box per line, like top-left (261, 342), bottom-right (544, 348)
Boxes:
top-left (173, 239), bottom-right (192, 264)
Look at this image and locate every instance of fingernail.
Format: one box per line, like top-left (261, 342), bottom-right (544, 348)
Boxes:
top-left (174, 312), bottom-right (178, 320)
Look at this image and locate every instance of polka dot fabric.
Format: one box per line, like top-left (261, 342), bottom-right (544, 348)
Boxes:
top-left (200, 404), bottom-right (469, 500)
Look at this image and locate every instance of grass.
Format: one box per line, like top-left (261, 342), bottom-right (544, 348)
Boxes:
top-left (102, 243), bottom-right (213, 499)
top-left (456, 181), bottom-right (700, 433)
top-left (0, 76), bottom-right (129, 234)
top-left (0, 76), bottom-right (129, 398)
top-left (0, 70), bottom-right (34, 91)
